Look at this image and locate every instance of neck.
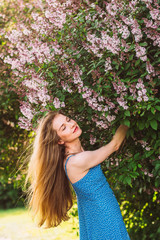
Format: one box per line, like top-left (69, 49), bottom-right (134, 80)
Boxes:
top-left (65, 138), bottom-right (84, 156)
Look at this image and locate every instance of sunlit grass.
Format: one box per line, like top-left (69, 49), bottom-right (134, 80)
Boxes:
top-left (0, 203), bottom-right (79, 240)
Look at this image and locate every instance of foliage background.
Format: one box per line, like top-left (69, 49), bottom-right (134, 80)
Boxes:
top-left (0, 0), bottom-right (160, 239)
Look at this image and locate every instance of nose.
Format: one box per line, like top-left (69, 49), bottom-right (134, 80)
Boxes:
top-left (70, 120), bottom-right (76, 129)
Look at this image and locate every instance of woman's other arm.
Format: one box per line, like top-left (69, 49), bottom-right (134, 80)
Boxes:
top-left (71, 125), bottom-right (129, 171)
top-left (111, 124), bottom-right (129, 150)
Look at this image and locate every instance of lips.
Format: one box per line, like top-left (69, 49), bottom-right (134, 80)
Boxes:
top-left (73, 126), bottom-right (78, 133)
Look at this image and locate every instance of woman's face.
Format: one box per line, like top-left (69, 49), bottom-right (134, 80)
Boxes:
top-left (52, 114), bottom-right (82, 144)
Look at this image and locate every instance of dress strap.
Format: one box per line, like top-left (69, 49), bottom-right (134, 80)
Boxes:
top-left (64, 155), bottom-right (75, 180)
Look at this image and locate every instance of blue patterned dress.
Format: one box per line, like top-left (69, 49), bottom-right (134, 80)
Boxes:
top-left (65, 155), bottom-right (131, 240)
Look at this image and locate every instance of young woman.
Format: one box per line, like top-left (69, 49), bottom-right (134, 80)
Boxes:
top-left (25, 110), bottom-right (130, 240)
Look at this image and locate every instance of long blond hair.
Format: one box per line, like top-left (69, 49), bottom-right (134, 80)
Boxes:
top-left (24, 111), bottom-right (73, 228)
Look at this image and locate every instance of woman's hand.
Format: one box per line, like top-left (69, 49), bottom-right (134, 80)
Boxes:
top-left (112, 125), bottom-right (129, 150)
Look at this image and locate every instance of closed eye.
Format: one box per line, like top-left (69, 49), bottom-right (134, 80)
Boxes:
top-left (62, 117), bottom-right (71, 131)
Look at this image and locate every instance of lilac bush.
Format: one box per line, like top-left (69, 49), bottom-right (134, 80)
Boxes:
top-left (0, 0), bottom-right (160, 238)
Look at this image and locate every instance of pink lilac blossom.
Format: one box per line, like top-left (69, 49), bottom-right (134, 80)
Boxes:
top-left (142, 18), bottom-right (158, 29)
top-left (90, 135), bottom-right (96, 145)
top-left (129, 0), bottom-right (138, 9)
top-left (26, 92), bottom-right (38, 104)
top-left (118, 25), bottom-right (130, 39)
top-left (146, 61), bottom-right (155, 74)
top-left (129, 84), bottom-right (137, 99)
top-left (136, 79), bottom-right (149, 102)
top-left (0, 13), bottom-right (5, 19)
top-left (31, 12), bottom-right (55, 35)
top-left (112, 80), bottom-right (128, 109)
top-left (5, 29), bottom-right (23, 43)
top-left (37, 88), bottom-right (51, 106)
top-left (27, 40), bottom-right (57, 64)
top-left (61, 81), bottom-right (73, 93)
top-left (95, 120), bottom-right (108, 129)
top-left (53, 97), bottom-right (65, 109)
top-left (44, 0), bottom-right (76, 29)
top-left (53, 97), bottom-right (61, 108)
top-left (4, 56), bottom-right (22, 70)
top-left (135, 44), bottom-right (147, 61)
top-left (112, 80), bottom-right (127, 94)
top-left (106, 114), bottom-right (116, 122)
top-left (131, 20), bottom-right (143, 42)
top-left (143, 28), bottom-right (160, 47)
top-left (141, 168), bottom-right (153, 177)
top-left (98, 96), bottom-right (105, 102)
top-left (101, 31), bottom-right (120, 55)
top-left (105, 2), bottom-right (118, 16)
top-left (20, 102), bottom-right (34, 120)
top-left (45, 9), bottom-right (66, 28)
top-left (104, 57), bottom-right (112, 72)
top-left (150, 8), bottom-right (160, 21)
top-left (137, 140), bottom-right (151, 149)
top-left (120, 16), bottom-right (135, 26)
top-left (22, 75), bottom-right (51, 106)
top-left (117, 97), bottom-right (128, 109)
top-left (18, 116), bottom-right (32, 131)
top-left (121, 39), bottom-right (130, 52)
top-left (141, 0), bottom-right (153, 3)
top-left (86, 33), bottom-right (102, 57)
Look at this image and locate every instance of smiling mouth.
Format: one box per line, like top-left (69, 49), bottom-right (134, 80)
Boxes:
top-left (73, 126), bottom-right (78, 133)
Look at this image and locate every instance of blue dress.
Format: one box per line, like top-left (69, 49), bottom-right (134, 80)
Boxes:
top-left (65, 155), bottom-right (131, 240)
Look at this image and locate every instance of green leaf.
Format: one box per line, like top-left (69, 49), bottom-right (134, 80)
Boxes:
top-left (139, 42), bottom-right (148, 46)
top-left (125, 63), bottom-right (130, 70)
top-left (124, 110), bottom-right (130, 117)
top-left (129, 54), bottom-right (134, 60)
top-left (138, 164), bottom-right (142, 168)
top-left (128, 128), bottom-right (134, 137)
top-left (150, 119), bottom-right (158, 130)
top-left (155, 106), bottom-right (160, 111)
top-left (154, 140), bottom-right (160, 148)
top-left (128, 45), bottom-right (135, 51)
top-left (138, 121), bottom-right (145, 130)
top-left (123, 119), bottom-right (130, 127)
top-left (135, 59), bottom-right (140, 66)
top-left (148, 113), bottom-right (154, 120)
top-left (48, 72), bottom-right (53, 78)
top-left (151, 107), bottom-right (156, 114)
top-left (124, 176), bottom-right (132, 186)
top-left (134, 153), bottom-right (140, 160)
top-left (145, 150), bottom-right (154, 158)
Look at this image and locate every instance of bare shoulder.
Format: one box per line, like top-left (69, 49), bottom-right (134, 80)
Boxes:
top-left (64, 151), bottom-right (91, 171)
top-left (64, 152), bottom-right (90, 184)
top-left (67, 151), bottom-right (92, 172)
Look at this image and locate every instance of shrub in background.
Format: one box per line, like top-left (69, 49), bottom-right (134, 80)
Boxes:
top-left (0, 0), bottom-right (160, 239)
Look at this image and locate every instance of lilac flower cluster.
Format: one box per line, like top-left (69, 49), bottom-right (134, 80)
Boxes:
top-left (53, 97), bottom-right (65, 109)
top-left (19, 102), bottom-right (34, 130)
top-left (1, 0), bottom-right (159, 134)
top-left (89, 134), bottom-right (96, 145)
top-left (136, 79), bottom-right (149, 102)
top-left (135, 44), bottom-right (147, 61)
top-left (112, 80), bottom-right (128, 109)
top-left (104, 58), bottom-right (112, 72)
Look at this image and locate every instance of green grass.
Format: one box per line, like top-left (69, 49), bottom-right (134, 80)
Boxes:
top-left (0, 204), bottom-right (79, 240)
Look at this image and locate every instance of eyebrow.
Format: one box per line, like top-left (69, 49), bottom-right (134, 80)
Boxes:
top-left (59, 116), bottom-right (67, 131)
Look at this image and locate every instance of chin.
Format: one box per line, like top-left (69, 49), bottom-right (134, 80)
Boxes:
top-left (78, 128), bottom-right (82, 136)
top-left (75, 127), bottom-right (82, 138)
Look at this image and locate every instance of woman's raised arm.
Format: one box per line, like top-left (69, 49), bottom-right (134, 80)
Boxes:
top-left (70, 125), bottom-right (129, 171)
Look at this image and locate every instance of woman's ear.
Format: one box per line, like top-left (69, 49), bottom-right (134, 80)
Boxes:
top-left (58, 139), bottom-right (65, 145)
